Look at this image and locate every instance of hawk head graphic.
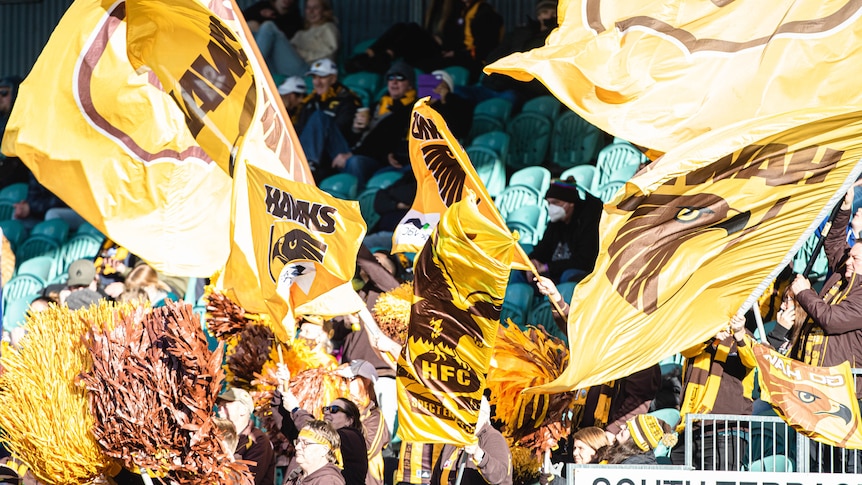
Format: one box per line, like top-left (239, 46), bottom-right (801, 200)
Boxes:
top-left (269, 227), bottom-right (327, 283)
top-left (607, 192), bottom-right (750, 314)
top-left (772, 383), bottom-right (854, 426)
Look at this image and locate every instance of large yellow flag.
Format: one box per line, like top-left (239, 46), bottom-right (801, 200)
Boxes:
top-left (0, 0), bottom-right (230, 277)
top-left (535, 108), bottom-right (862, 393)
top-left (744, 342), bottom-right (862, 449)
top-left (391, 98), bottom-right (529, 268)
top-left (397, 193), bottom-right (515, 445)
top-left (124, 0), bottom-right (312, 182)
top-left (229, 161), bottom-right (365, 341)
top-left (487, 1), bottom-right (862, 154)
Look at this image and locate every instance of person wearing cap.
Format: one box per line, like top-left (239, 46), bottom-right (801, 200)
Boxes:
top-left (425, 69), bottom-right (474, 140)
top-left (284, 420), bottom-right (345, 485)
top-left (278, 75), bottom-right (308, 118)
top-left (430, 396), bottom-right (512, 485)
top-left (58, 259), bottom-right (107, 310)
top-left (293, 58), bottom-right (362, 180)
top-left (339, 359), bottom-right (390, 485)
top-left (253, 0), bottom-right (338, 78)
top-left (529, 180), bottom-right (603, 284)
top-left (328, 60), bottom-right (419, 187)
top-left (217, 387), bottom-right (276, 485)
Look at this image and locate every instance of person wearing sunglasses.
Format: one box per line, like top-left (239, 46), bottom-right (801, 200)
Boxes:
top-left (272, 364), bottom-right (368, 485)
top-left (284, 420), bottom-right (345, 485)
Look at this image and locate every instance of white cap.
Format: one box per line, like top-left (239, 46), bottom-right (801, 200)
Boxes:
top-left (306, 59), bottom-right (338, 77)
top-left (431, 70), bottom-right (454, 91)
top-left (278, 76), bottom-right (307, 95)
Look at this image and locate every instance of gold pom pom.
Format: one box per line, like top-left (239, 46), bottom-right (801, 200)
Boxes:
top-left (661, 432), bottom-right (678, 449)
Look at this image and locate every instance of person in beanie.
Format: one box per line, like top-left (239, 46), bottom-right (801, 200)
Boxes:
top-left (529, 180), bottom-right (603, 283)
top-left (606, 414), bottom-right (676, 465)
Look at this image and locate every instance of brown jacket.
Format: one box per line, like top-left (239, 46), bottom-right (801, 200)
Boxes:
top-left (793, 207), bottom-right (862, 397)
top-left (430, 423), bottom-right (512, 485)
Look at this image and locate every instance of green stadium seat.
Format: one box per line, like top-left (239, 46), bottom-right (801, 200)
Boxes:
top-left (16, 255), bottom-right (55, 281)
top-left (76, 221), bottom-right (105, 241)
top-left (594, 180), bottom-right (626, 204)
top-left (358, 189), bottom-right (380, 230)
top-left (521, 95), bottom-right (562, 120)
top-left (0, 183), bottom-right (28, 204)
top-left (506, 112), bottom-right (552, 170)
top-left (468, 115), bottom-right (505, 142)
top-left (509, 166), bottom-right (550, 197)
top-left (550, 111), bottom-right (603, 170)
top-left (30, 219), bottom-right (70, 243)
top-left (320, 173), bottom-right (359, 200)
top-left (15, 236), bottom-right (61, 264)
top-left (495, 185), bottom-right (543, 220)
top-left (59, 235), bottom-right (103, 276)
top-left (506, 205), bottom-right (545, 246)
top-left (2, 274), bottom-right (45, 308)
top-left (500, 282), bottom-right (534, 328)
top-left (440, 65), bottom-right (470, 87)
top-left (560, 165), bottom-right (596, 194)
top-left (0, 219), bottom-right (28, 251)
top-left (365, 170), bottom-right (404, 191)
top-left (464, 146), bottom-right (505, 199)
top-left (343, 71), bottom-right (383, 99)
top-left (471, 130), bottom-right (510, 161)
top-left (592, 143), bottom-right (645, 190)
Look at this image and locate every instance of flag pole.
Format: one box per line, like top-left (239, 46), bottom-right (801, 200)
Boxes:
top-left (513, 242), bottom-right (568, 318)
top-left (454, 450), bottom-right (468, 485)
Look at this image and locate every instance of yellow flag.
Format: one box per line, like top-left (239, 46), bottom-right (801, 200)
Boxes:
top-left (534, 108), bottom-right (862, 393)
top-left (228, 161), bottom-right (366, 341)
top-left (745, 342), bottom-right (862, 449)
top-left (397, 193), bottom-right (515, 445)
top-left (0, 0), bottom-right (231, 277)
top-left (125, 0), bottom-right (313, 182)
top-left (487, 1), bottom-right (862, 154)
top-left (392, 98), bottom-right (529, 269)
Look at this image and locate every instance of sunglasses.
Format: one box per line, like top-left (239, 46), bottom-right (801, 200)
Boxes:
top-left (322, 405), bottom-right (345, 414)
top-left (387, 74), bottom-right (407, 81)
top-left (0, 90), bottom-right (9, 97)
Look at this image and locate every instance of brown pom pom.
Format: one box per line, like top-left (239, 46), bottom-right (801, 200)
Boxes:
top-left (205, 291), bottom-right (249, 339)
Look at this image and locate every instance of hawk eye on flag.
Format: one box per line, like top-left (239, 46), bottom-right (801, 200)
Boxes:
top-left (533, 108), bottom-right (862, 393)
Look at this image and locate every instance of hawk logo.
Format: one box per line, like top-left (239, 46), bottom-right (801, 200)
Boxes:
top-left (411, 111), bottom-right (468, 206)
top-left (606, 142), bottom-right (841, 314)
top-left (268, 227), bottom-right (327, 283)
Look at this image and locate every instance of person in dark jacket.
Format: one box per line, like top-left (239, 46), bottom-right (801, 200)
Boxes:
top-left (284, 420), bottom-right (346, 485)
top-left (530, 181), bottom-right (603, 283)
top-left (273, 366), bottom-right (369, 485)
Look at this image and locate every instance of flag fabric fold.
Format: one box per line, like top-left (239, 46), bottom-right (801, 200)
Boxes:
top-left (396, 193), bottom-right (515, 445)
top-left (486, 0), bottom-right (862, 154)
top-left (534, 108), bottom-right (862, 393)
top-left (391, 98), bottom-right (529, 269)
top-left (1, 0), bottom-right (231, 277)
top-left (744, 341), bottom-right (862, 449)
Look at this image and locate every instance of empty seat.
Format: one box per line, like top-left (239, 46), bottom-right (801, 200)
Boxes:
top-left (748, 455), bottom-right (794, 472)
top-left (594, 180), bottom-right (626, 203)
top-left (342, 71), bottom-right (382, 99)
top-left (365, 170), bottom-right (405, 191)
top-left (560, 165), bottom-right (596, 193)
top-left (506, 205), bottom-right (545, 246)
top-left (500, 282), bottom-right (534, 328)
top-left (17, 255), bottom-right (55, 281)
top-left (2, 274), bottom-right (45, 308)
top-left (473, 97), bottom-right (513, 123)
top-left (440, 65), bottom-right (470, 87)
top-left (468, 115), bottom-right (505, 141)
top-left (464, 146), bottom-right (506, 199)
top-left (593, 143), bottom-right (645, 190)
top-left (15, 236), bottom-right (61, 263)
top-left (30, 219), bottom-right (70, 243)
top-left (0, 183), bottom-right (28, 204)
top-left (506, 112), bottom-right (552, 170)
top-left (76, 221), bottom-right (105, 241)
top-left (470, 130), bottom-right (510, 160)
top-left (550, 111), bottom-right (603, 170)
top-left (358, 189), bottom-right (380, 230)
top-left (495, 185), bottom-right (543, 220)
top-left (0, 219), bottom-right (28, 251)
top-left (509, 166), bottom-right (551, 197)
top-left (319, 173), bottom-right (359, 200)
top-left (521, 95), bottom-right (561, 120)
top-left (648, 408), bottom-right (681, 429)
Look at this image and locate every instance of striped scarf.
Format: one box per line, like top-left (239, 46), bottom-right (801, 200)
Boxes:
top-left (677, 338), bottom-right (732, 433)
top-left (375, 89), bottom-right (417, 119)
top-left (792, 274), bottom-right (854, 366)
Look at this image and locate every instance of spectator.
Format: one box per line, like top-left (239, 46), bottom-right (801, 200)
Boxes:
top-left (59, 259), bottom-right (105, 309)
top-left (272, 368), bottom-right (369, 485)
top-left (212, 416), bottom-right (240, 456)
top-left (395, 442), bottom-right (437, 485)
top-left (255, 0), bottom-right (339, 78)
top-left (426, 70), bottom-right (474, 139)
top-left (278, 76), bottom-right (308, 119)
top-left (216, 387), bottom-right (276, 485)
top-left (243, 0), bottom-right (303, 37)
top-left (294, 59), bottom-right (361, 180)
top-left (330, 61), bottom-right (418, 187)
top-left (570, 427), bottom-right (610, 464)
top-left (670, 315), bottom-right (754, 470)
top-left (124, 264), bottom-right (179, 308)
top-left (529, 181), bottom-right (603, 283)
top-left (339, 359), bottom-right (389, 485)
top-left (609, 415), bottom-right (675, 465)
top-left (430, 396), bottom-right (512, 485)
top-left (284, 420), bottom-right (345, 485)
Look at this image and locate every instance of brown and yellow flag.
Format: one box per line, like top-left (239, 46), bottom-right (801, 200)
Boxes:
top-left (486, 1), bottom-right (862, 154)
top-left (0, 0), bottom-right (231, 277)
top-left (533, 108), bottom-right (862, 393)
top-left (226, 162), bottom-right (365, 341)
top-left (124, 0), bottom-right (312, 182)
top-left (396, 193), bottom-right (515, 445)
top-left (391, 98), bottom-right (529, 269)
top-left (744, 341), bottom-right (862, 449)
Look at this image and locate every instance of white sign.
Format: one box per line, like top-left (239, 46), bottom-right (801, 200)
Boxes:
top-left (571, 468), bottom-right (862, 485)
